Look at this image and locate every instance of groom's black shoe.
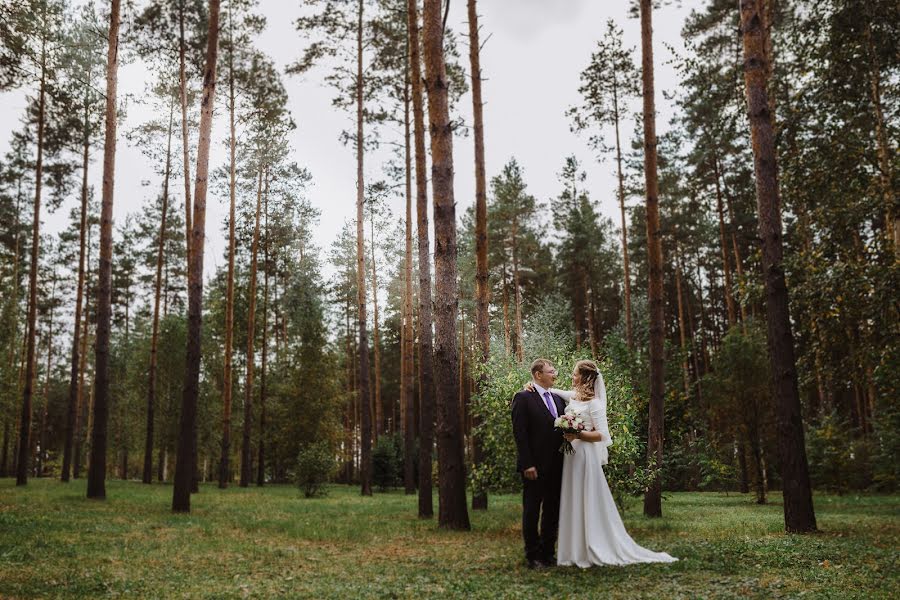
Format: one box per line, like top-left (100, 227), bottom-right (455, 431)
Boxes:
top-left (526, 559), bottom-right (547, 570)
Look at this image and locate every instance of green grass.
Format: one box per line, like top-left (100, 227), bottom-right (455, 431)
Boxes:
top-left (0, 479), bottom-right (897, 599)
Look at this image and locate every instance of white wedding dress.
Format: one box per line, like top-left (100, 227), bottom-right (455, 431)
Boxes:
top-left (552, 380), bottom-right (677, 568)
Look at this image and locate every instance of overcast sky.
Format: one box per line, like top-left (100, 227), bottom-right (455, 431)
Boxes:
top-left (0, 0), bottom-right (696, 283)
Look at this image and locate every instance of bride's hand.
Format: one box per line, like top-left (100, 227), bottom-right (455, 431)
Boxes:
top-left (563, 433), bottom-right (578, 442)
top-left (523, 381), bottom-right (535, 392)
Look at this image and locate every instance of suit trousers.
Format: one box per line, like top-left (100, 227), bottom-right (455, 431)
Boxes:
top-left (522, 464), bottom-right (563, 562)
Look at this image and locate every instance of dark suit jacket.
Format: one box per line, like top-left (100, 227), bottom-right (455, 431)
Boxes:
top-left (511, 389), bottom-right (566, 475)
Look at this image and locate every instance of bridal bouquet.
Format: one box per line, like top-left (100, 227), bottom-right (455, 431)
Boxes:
top-left (554, 410), bottom-right (589, 455)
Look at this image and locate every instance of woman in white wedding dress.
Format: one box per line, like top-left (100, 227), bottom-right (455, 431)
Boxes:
top-left (550, 360), bottom-right (677, 568)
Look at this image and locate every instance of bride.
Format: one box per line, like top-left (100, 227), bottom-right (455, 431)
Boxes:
top-left (537, 359), bottom-right (677, 568)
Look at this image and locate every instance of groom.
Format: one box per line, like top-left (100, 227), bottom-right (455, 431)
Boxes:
top-left (511, 358), bottom-right (566, 569)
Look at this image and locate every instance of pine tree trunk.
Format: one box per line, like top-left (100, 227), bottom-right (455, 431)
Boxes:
top-left (730, 437), bottom-right (746, 494)
top-left (713, 156), bottom-right (737, 328)
top-left (468, 0), bottom-right (488, 511)
top-left (501, 265), bottom-right (511, 354)
top-left (36, 281), bottom-right (57, 477)
top-left (220, 16), bottom-right (237, 489)
top-left (423, 0), bottom-right (470, 531)
top-left (345, 298), bottom-right (353, 483)
top-left (408, 0), bottom-right (434, 517)
top-left (862, 22), bottom-right (898, 252)
top-left (694, 267), bottom-right (709, 375)
top-left (511, 226), bottom-right (524, 362)
top-left (748, 422), bottom-right (767, 504)
top-left (87, 0), bottom-right (122, 500)
top-left (573, 272), bottom-right (585, 351)
top-left (355, 0), bottom-right (373, 497)
top-left (684, 269), bottom-right (703, 405)
top-left (739, 0), bottom-right (815, 533)
top-left (587, 280), bottom-right (599, 360)
top-left (241, 165), bottom-right (264, 488)
top-left (173, 0), bottom-right (222, 513)
top-left (257, 170), bottom-right (269, 487)
top-left (2, 188), bottom-right (23, 480)
top-left (73, 247), bottom-right (92, 480)
top-left (717, 166), bottom-right (749, 322)
top-left (370, 214), bottom-right (382, 440)
top-left (674, 242), bottom-right (690, 397)
top-left (15, 16), bottom-right (48, 488)
top-left (639, 0), bottom-right (665, 518)
top-left (84, 375), bottom-right (96, 471)
top-left (402, 72), bottom-right (416, 495)
top-left (179, 3), bottom-right (193, 266)
top-left (144, 100), bottom-right (174, 485)
top-left (1, 420), bottom-right (9, 478)
top-left (62, 83), bottom-right (92, 483)
top-left (612, 82), bottom-right (633, 350)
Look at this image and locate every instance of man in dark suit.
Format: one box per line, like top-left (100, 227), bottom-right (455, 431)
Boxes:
top-left (511, 358), bottom-right (565, 569)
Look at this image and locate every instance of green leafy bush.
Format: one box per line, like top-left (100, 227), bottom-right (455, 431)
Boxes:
top-left (470, 335), bottom-right (650, 510)
top-left (296, 441), bottom-right (336, 498)
top-left (372, 433), bottom-right (405, 491)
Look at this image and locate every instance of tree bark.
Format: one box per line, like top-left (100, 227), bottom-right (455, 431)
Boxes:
top-left (87, 0), bottom-right (122, 500)
top-left (402, 70), bottom-right (416, 495)
top-left (612, 81), bottom-right (633, 350)
top-left (408, 0), bottom-right (434, 518)
top-left (423, 0), bottom-right (470, 531)
top-left (2, 186), bottom-right (24, 480)
top-left (501, 264), bottom-right (511, 354)
top-left (586, 279), bottom-right (599, 359)
top-left (713, 156), bottom-right (738, 328)
top-left (173, 0), bottom-right (221, 513)
top-left (369, 212), bottom-right (382, 440)
top-left (241, 165), bottom-right (264, 488)
top-left (739, 0), bottom-right (816, 532)
top-left (1, 420), bottom-right (9, 478)
top-left (674, 242), bottom-right (690, 397)
top-left (73, 238), bottom-right (92, 480)
top-left (467, 0), bottom-right (488, 511)
top-left (257, 168), bottom-right (270, 487)
top-left (511, 223), bottom-right (524, 362)
top-left (63, 77), bottom-right (94, 483)
top-left (143, 100), bottom-right (174, 485)
top-left (355, 0), bottom-right (373, 497)
top-left (639, 0), bottom-right (665, 519)
top-left (36, 275), bottom-right (57, 477)
top-left (179, 2), bottom-right (193, 267)
top-left (15, 13), bottom-right (48, 488)
top-left (862, 21), bottom-right (898, 253)
top-left (220, 12), bottom-right (237, 489)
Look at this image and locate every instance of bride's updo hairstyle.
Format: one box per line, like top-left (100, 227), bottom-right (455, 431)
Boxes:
top-left (574, 360), bottom-right (600, 400)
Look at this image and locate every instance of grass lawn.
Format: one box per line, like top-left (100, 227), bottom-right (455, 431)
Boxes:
top-left (0, 479), bottom-right (897, 599)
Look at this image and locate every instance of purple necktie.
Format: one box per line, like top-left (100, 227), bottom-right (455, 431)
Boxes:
top-left (543, 391), bottom-right (557, 418)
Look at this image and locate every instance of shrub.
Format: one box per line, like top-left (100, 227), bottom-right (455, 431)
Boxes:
top-left (372, 433), bottom-right (404, 491)
top-left (470, 336), bottom-right (650, 510)
top-left (296, 441), bottom-right (336, 498)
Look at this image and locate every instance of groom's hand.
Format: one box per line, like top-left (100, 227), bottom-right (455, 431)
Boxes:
top-left (523, 467), bottom-right (538, 480)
